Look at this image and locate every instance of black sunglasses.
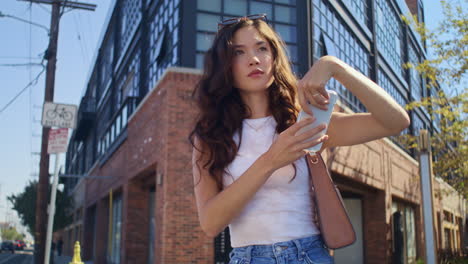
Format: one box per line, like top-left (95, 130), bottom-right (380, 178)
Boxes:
top-left (217, 13), bottom-right (267, 31)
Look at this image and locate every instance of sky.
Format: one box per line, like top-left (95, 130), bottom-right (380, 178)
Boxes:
top-left (0, 0), bottom-right (463, 239)
top-left (0, 0), bottom-right (112, 239)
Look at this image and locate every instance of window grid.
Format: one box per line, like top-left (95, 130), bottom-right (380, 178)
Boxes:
top-left (408, 43), bottom-right (422, 101)
top-left (195, 0), bottom-right (298, 70)
top-left (117, 49), bottom-right (141, 108)
top-left (147, 0), bottom-right (180, 91)
top-left (101, 31), bottom-right (115, 91)
top-left (338, 0), bottom-right (370, 28)
top-left (377, 69), bottom-right (406, 108)
top-left (379, 69), bottom-right (410, 149)
top-left (411, 111), bottom-right (426, 136)
top-left (313, 0), bottom-right (368, 113)
top-left (375, 0), bottom-right (404, 77)
top-left (120, 0), bottom-right (142, 55)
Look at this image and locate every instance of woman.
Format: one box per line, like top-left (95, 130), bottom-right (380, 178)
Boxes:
top-left (189, 15), bottom-right (409, 264)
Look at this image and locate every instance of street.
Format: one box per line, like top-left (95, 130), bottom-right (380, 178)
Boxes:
top-left (0, 248), bottom-right (33, 264)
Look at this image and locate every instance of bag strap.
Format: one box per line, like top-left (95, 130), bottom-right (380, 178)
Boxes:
top-left (305, 153), bottom-right (323, 228)
top-left (305, 152), bottom-right (356, 249)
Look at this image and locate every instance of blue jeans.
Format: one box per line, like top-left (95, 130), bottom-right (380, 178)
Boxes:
top-left (228, 235), bottom-right (334, 264)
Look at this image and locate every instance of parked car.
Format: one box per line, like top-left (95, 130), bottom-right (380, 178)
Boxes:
top-left (15, 240), bottom-right (25, 250)
top-left (0, 241), bottom-right (15, 253)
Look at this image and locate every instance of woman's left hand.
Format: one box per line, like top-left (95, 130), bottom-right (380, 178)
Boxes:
top-left (297, 56), bottom-right (337, 114)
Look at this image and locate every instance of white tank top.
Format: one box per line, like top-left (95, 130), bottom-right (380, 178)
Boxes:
top-left (223, 116), bottom-right (320, 248)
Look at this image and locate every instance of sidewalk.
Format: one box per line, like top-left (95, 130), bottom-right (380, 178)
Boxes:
top-left (54, 255), bottom-right (93, 264)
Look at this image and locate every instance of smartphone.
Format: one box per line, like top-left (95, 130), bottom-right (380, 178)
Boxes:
top-left (296, 90), bottom-right (338, 153)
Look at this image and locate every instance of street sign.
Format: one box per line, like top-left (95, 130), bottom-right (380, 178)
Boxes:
top-left (42, 102), bottom-right (77, 129)
top-left (47, 128), bottom-right (69, 154)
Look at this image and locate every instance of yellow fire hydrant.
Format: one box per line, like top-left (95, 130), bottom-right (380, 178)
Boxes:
top-left (69, 241), bottom-right (84, 264)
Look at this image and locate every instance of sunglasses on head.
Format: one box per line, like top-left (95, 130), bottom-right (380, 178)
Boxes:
top-left (217, 13), bottom-right (268, 31)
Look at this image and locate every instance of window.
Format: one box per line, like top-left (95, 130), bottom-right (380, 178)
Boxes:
top-left (108, 195), bottom-right (122, 264)
top-left (119, 0), bottom-right (142, 55)
top-left (408, 43), bottom-right (423, 101)
top-left (198, 0), bottom-right (221, 12)
top-left (375, 0), bottom-right (404, 77)
top-left (274, 24), bottom-right (297, 43)
top-left (274, 5), bottom-right (295, 24)
top-left (312, 0), bottom-right (369, 113)
top-left (251, 1), bottom-right (272, 18)
top-left (411, 112), bottom-right (427, 136)
top-left (195, 0), bottom-right (298, 69)
top-left (392, 202), bottom-right (417, 264)
top-left (417, 0), bottom-right (424, 24)
top-left (340, 0), bottom-right (370, 28)
top-left (148, 188), bottom-right (156, 264)
top-left (197, 13), bottom-right (220, 32)
top-left (147, 0), bottom-right (180, 91)
top-left (224, 0), bottom-right (247, 16)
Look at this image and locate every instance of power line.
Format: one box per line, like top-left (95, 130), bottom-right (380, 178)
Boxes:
top-left (0, 56), bottom-right (42, 59)
top-left (36, 3), bottom-right (51, 14)
top-left (72, 12), bottom-right (89, 67)
top-left (0, 11), bottom-right (49, 35)
top-left (0, 63), bottom-right (46, 115)
top-left (0, 63), bottom-right (44, 67)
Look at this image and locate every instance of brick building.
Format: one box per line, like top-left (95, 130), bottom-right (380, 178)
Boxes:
top-left (59, 0), bottom-right (466, 263)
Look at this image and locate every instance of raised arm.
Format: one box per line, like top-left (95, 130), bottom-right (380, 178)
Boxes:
top-left (297, 56), bottom-right (410, 148)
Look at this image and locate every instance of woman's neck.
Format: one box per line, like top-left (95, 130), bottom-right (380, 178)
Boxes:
top-left (240, 91), bottom-right (271, 119)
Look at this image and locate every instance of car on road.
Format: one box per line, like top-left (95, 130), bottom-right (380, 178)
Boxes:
top-left (15, 240), bottom-right (25, 250)
top-left (0, 240), bottom-right (15, 253)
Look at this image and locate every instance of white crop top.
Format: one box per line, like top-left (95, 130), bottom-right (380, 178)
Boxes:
top-left (223, 116), bottom-right (320, 248)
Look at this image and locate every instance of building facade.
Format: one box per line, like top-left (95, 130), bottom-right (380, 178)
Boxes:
top-left (60, 0), bottom-right (466, 263)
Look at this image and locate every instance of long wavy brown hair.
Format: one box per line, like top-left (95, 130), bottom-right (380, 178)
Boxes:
top-left (188, 18), bottom-right (300, 190)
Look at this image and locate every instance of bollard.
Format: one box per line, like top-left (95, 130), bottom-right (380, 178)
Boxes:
top-left (69, 241), bottom-right (84, 264)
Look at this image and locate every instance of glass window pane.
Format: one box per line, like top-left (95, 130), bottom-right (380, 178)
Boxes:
top-left (197, 0), bottom-right (221, 12)
top-left (275, 0), bottom-right (296, 4)
top-left (122, 105), bottom-right (128, 126)
top-left (275, 5), bottom-right (295, 24)
top-left (250, 1), bottom-right (272, 19)
top-left (196, 53), bottom-right (205, 69)
top-left (224, 0), bottom-right (247, 16)
top-left (196, 33), bottom-right (215, 52)
top-left (274, 24), bottom-right (296, 43)
top-left (197, 13), bottom-right (220, 32)
top-left (285, 44), bottom-right (297, 62)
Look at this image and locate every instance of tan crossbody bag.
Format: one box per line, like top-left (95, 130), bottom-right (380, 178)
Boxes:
top-left (305, 153), bottom-right (356, 249)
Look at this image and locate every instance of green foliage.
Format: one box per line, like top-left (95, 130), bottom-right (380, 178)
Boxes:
top-left (7, 180), bottom-right (74, 235)
top-left (415, 259), bottom-right (425, 264)
top-left (400, 0), bottom-right (468, 198)
top-left (402, 0), bottom-right (467, 87)
top-left (0, 226), bottom-right (25, 241)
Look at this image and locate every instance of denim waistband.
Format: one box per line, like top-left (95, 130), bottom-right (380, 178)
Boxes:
top-left (229, 234), bottom-right (325, 261)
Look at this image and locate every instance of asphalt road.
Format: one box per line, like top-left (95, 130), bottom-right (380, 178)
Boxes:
top-left (0, 248), bottom-right (34, 264)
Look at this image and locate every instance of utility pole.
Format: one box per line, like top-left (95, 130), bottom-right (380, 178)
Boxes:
top-left (17, 1), bottom-right (96, 264)
top-left (418, 129), bottom-right (437, 264)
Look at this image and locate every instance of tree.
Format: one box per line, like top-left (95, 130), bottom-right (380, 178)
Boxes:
top-left (7, 180), bottom-right (74, 235)
top-left (1, 226), bottom-right (25, 241)
top-left (400, 0), bottom-right (467, 197)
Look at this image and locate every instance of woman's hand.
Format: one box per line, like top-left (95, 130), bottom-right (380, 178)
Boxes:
top-left (297, 56), bottom-right (338, 113)
top-left (262, 117), bottom-right (328, 172)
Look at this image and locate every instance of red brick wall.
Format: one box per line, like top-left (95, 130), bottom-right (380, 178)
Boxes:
top-left (405, 0), bottom-right (418, 16)
top-left (93, 198), bottom-right (109, 264)
top-left (82, 69), bottom-right (210, 264)
top-left (363, 190), bottom-right (390, 263)
top-left (161, 71), bottom-right (213, 263)
top-left (121, 180), bottom-right (150, 264)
